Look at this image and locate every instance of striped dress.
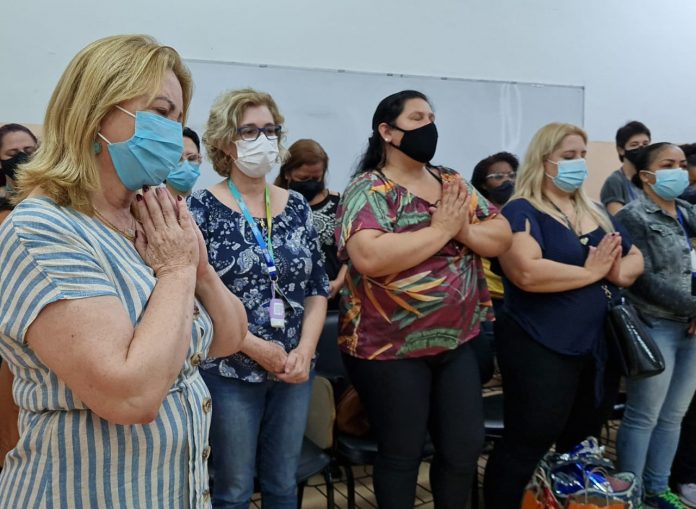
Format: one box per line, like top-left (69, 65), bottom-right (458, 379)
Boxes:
top-left (0, 197), bottom-right (213, 508)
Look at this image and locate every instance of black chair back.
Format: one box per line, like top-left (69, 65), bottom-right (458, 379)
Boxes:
top-left (315, 311), bottom-right (344, 377)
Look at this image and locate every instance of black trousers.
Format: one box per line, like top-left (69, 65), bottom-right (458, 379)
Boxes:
top-left (672, 392), bottom-right (696, 484)
top-left (483, 311), bottom-right (619, 509)
top-left (342, 343), bottom-right (484, 509)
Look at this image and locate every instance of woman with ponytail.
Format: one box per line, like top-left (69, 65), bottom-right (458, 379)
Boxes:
top-left (335, 90), bottom-right (511, 508)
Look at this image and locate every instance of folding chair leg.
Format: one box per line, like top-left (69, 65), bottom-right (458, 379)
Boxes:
top-left (344, 465), bottom-right (356, 509)
top-left (297, 481), bottom-right (306, 507)
top-left (323, 467), bottom-right (335, 509)
top-left (470, 471), bottom-right (479, 509)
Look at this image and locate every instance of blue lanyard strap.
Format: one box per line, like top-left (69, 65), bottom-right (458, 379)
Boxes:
top-left (227, 179), bottom-right (278, 280)
top-left (676, 207), bottom-right (692, 251)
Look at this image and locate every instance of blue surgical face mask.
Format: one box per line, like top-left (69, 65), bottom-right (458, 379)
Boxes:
top-left (97, 106), bottom-right (183, 191)
top-left (642, 168), bottom-right (689, 201)
top-left (546, 158), bottom-right (588, 192)
top-left (167, 159), bottom-right (201, 193)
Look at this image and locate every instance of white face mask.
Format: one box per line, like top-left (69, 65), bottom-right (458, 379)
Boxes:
top-left (234, 137), bottom-right (279, 178)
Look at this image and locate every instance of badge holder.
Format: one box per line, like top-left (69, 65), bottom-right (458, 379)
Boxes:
top-left (269, 282), bottom-right (286, 328)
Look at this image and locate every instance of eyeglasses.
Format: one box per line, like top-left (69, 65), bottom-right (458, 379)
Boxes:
top-left (236, 125), bottom-right (282, 142)
top-left (485, 172), bottom-right (516, 182)
top-left (182, 153), bottom-right (202, 164)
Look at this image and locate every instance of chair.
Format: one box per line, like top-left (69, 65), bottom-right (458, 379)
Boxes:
top-left (296, 436), bottom-right (334, 508)
top-left (470, 392), bottom-right (505, 509)
top-left (296, 375), bottom-right (337, 508)
top-left (315, 311), bottom-right (435, 509)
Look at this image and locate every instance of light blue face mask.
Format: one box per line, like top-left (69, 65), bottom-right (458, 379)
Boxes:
top-left (642, 168), bottom-right (689, 201)
top-left (167, 160), bottom-right (201, 193)
top-left (97, 106), bottom-right (183, 191)
top-left (546, 158), bottom-right (588, 192)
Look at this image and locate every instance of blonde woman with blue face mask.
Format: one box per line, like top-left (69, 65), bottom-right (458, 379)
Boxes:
top-left (0, 35), bottom-right (247, 508)
top-left (188, 88), bottom-right (329, 508)
top-left (615, 143), bottom-right (696, 509)
top-left (483, 123), bottom-right (644, 509)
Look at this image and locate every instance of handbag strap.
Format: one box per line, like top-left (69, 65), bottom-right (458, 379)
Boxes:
top-left (601, 284), bottom-right (613, 301)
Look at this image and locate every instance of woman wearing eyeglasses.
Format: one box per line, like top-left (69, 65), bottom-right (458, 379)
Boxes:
top-left (483, 123), bottom-right (644, 509)
top-left (165, 126), bottom-right (202, 197)
top-left (188, 88), bottom-right (329, 508)
top-left (471, 151), bottom-right (519, 312)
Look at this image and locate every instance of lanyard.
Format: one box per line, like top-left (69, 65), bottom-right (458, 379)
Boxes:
top-left (676, 207), bottom-right (693, 252)
top-left (621, 167), bottom-right (637, 201)
top-left (548, 200), bottom-right (579, 236)
top-left (227, 179), bottom-right (277, 280)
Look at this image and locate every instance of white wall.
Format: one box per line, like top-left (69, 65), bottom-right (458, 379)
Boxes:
top-left (2, 0), bottom-right (695, 145)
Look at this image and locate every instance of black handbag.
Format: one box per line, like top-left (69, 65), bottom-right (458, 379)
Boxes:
top-left (603, 285), bottom-right (665, 379)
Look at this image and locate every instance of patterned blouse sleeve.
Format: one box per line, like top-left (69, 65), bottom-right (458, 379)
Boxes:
top-left (336, 173), bottom-right (394, 261)
top-left (299, 196), bottom-right (330, 298)
top-left (187, 191), bottom-right (210, 247)
top-left (0, 202), bottom-right (118, 343)
top-left (466, 180), bottom-right (499, 222)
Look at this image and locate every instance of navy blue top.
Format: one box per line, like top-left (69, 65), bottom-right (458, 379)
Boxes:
top-left (501, 199), bottom-right (632, 357)
top-left (188, 189), bottom-right (329, 383)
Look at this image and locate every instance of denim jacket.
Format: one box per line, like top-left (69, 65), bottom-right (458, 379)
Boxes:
top-left (615, 196), bottom-right (696, 321)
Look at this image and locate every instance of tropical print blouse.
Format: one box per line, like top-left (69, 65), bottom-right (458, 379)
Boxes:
top-left (336, 167), bottom-right (497, 361)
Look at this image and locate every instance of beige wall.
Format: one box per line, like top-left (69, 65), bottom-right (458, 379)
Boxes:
top-left (0, 123), bottom-right (43, 139)
top-left (586, 141), bottom-right (620, 201)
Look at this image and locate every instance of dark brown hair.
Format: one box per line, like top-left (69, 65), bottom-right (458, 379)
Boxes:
top-left (274, 139), bottom-right (329, 188)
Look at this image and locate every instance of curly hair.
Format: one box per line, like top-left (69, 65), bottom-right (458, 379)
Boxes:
top-left (470, 151), bottom-right (519, 197)
top-left (202, 88), bottom-right (286, 177)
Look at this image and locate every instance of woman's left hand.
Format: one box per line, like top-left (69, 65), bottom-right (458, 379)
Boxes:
top-left (158, 189), bottom-right (211, 282)
top-left (276, 348), bottom-right (311, 384)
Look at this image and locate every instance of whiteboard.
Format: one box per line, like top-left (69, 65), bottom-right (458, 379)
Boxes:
top-left (184, 59), bottom-right (584, 194)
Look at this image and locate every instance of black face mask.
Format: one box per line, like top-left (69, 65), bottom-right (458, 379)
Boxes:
top-left (487, 180), bottom-right (514, 205)
top-left (289, 179), bottom-right (325, 202)
top-left (623, 147), bottom-right (645, 166)
top-left (1, 151), bottom-right (30, 180)
top-left (390, 122), bottom-right (438, 163)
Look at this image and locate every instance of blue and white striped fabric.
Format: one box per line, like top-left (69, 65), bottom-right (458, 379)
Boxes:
top-left (0, 197), bottom-right (213, 508)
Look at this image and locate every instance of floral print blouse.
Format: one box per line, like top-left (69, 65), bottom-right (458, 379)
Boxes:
top-left (336, 167), bottom-right (497, 361)
top-left (189, 188), bottom-right (329, 383)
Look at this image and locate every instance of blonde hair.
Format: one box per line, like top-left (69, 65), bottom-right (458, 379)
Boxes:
top-left (511, 122), bottom-right (614, 233)
top-left (13, 34), bottom-right (192, 213)
top-left (203, 88), bottom-right (287, 177)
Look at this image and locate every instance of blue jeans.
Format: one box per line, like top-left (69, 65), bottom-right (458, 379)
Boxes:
top-left (616, 316), bottom-right (696, 494)
top-left (201, 370), bottom-right (313, 509)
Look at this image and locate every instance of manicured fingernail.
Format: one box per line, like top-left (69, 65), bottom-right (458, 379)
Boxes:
top-left (136, 194), bottom-right (143, 202)
top-left (143, 185), bottom-right (150, 192)
top-left (177, 195), bottom-right (183, 201)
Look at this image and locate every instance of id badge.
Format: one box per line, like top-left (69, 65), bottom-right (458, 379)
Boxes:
top-left (269, 298), bottom-right (285, 328)
top-left (691, 249), bottom-right (696, 272)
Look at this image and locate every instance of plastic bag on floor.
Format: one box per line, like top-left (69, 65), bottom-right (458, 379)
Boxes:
top-left (523, 437), bottom-right (641, 509)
